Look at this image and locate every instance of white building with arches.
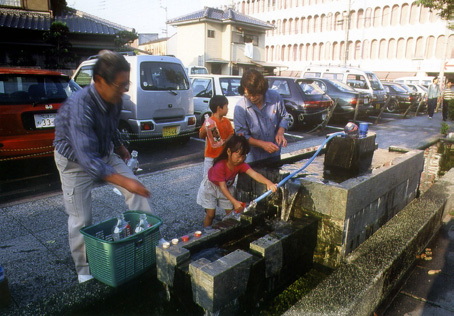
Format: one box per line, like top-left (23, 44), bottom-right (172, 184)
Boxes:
top-left (225, 0), bottom-right (454, 79)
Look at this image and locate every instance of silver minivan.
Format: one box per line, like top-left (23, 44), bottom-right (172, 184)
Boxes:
top-left (72, 54), bottom-right (196, 142)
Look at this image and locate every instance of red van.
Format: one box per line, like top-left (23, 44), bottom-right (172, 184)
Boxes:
top-left (0, 68), bottom-right (80, 160)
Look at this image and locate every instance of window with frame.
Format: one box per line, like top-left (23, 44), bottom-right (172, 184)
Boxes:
top-left (0, 0), bottom-right (21, 7)
top-left (207, 30), bottom-right (215, 38)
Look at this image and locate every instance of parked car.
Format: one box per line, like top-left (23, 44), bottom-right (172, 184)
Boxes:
top-left (266, 76), bottom-right (333, 130)
top-left (301, 65), bottom-right (387, 111)
top-left (189, 74), bottom-right (242, 125)
top-left (0, 68), bottom-right (81, 160)
top-left (73, 53), bottom-right (196, 143)
top-left (392, 82), bottom-right (420, 107)
top-left (405, 83), bottom-right (428, 101)
top-left (298, 77), bottom-right (373, 119)
top-left (382, 82), bottom-right (412, 113)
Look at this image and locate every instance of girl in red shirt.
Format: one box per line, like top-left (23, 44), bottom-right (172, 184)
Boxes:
top-left (197, 135), bottom-right (277, 227)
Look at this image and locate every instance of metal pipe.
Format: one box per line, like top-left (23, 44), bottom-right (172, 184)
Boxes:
top-left (244, 131), bottom-right (346, 212)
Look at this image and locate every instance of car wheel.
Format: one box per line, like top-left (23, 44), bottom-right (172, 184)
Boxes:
top-left (287, 112), bottom-right (296, 130)
top-left (386, 99), bottom-right (399, 113)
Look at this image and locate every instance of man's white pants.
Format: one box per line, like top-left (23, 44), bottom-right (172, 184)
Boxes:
top-left (54, 151), bottom-right (153, 275)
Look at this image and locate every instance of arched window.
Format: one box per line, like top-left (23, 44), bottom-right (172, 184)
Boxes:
top-left (270, 45), bottom-right (275, 62)
top-left (301, 17), bottom-right (306, 33)
top-left (415, 36), bottom-right (424, 58)
top-left (405, 38), bottom-right (414, 59)
top-left (357, 9), bottom-right (364, 29)
top-left (382, 6), bottom-right (390, 27)
top-left (282, 19), bottom-right (287, 35)
top-left (320, 14), bottom-right (325, 32)
top-left (295, 18), bottom-right (300, 34)
top-left (370, 39), bottom-right (379, 59)
top-left (379, 39), bottom-right (387, 59)
top-left (334, 12), bottom-right (341, 31)
top-left (289, 18), bottom-right (294, 35)
top-left (300, 43), bottom-right (306, 61)
top-left (271, 20), bottom-right (276, 36)
top-left (365, 8), bottom-right (372, 28)
top-left (314, 15), bottom-right (320, 32)
top-left (293, 44), bottom-right (298, 61)
top-left (340, 41), bottom-right (345, 60)
top-left (387, 38), bottom-right (396, 59)
top-left (362, 39), bottom-right (370, 59)
top-left (390, 5), bottom-right (399, 26)
top-left (429, 8), bottom-right (438, 23)
top-left (397, 38), bottom-right (405, 59)
top-left (410, 3), bottom-right (418, 24)
top-left (313, 43), bottom-right (319, 61)
top-left (307, 16), bottom-right (313, 33)
top-left (424, 36), bottom-right (436, 59)
top-left (319, 42), bottom-right (325, 60)
top-left (373, 7), bottom-right (381, 27)
top-left (277, 19), bottom-right (282, 35)
top-left (354, 40), bottom-right (362, 59)
top-left (400, 4), bottom-right (409, 25)
top-left (281, 45), bottom-right (286, 61)
top-left (332, 41), bottom-right (339, 60)
top-left (324, 41), bottom-right (331, 60)
top-left (434, 35), bottom-right (444, 59)
top-left (306, 43), bottom-right (312, 61)
top-left (448, 35), bottom-right (454, 58)
top-left (350, 10), bottom-right (356, 29)
top-left (287, 44), bottom-right (292, 62)
top-left (326, 13), bottom-right (333, 31)
top-left (420, 5), bottom-right (429, 23)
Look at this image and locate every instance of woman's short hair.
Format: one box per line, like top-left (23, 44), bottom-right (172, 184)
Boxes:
top-left (238, 69), bottom-right (268, 96)
top-left (93, 50), bottom-right (130, 84)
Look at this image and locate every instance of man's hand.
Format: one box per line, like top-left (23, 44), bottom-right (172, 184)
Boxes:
top-left (275, 127), bottom-right (287, 148)
top-left (115, 145), bottom-right (130, 162)
top-left (105, 173), bottom-right (150, 198)
top-left (261, 141), bottom-right (280, 154)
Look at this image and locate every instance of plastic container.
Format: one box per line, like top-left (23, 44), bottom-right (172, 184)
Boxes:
top-left (204, 114), bottom-right (223, 148)
top-left (134, 213), bottom-right (150, 233)
top-left (127, 150), bottom-right (139, 173)
top-left (112, 213), bottom-right (131, 241)
top-left (80, 211), bottom-right (162, 287)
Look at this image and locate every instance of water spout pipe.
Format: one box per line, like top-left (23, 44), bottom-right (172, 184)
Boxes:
top-left (244, 131), bottom-right (346, 213)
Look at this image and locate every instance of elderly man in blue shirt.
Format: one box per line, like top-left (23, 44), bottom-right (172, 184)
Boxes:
top-left (234, 69), bottom-right (289, 163)
top-left (54, 50), bottom-right (153, 283)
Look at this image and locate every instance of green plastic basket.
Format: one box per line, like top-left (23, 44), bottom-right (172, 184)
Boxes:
top-left (80, 211), bottom-right (162, 287)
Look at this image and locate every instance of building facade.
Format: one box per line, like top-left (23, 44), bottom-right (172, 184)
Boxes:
top-left (227, 0), bottom-right (454, 79)
top-left (167, 7), bottom-right (277, 75)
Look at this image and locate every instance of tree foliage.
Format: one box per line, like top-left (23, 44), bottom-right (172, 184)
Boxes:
top-left (114, 30), bottom-right (139, 50)
top-left (417, 0), bottom-right (454, 20)
top-left (50, 0), bottom-right (67, 16)
top-left (43, 21), bottom-right (75, 69)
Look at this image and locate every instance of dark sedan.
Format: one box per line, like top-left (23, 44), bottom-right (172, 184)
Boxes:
top-left (298, 78), bottom-right (373, 119)
top-left (266, 76), bottom-right (334, 130)
top-left (382, 82), bottom-right (412, 113)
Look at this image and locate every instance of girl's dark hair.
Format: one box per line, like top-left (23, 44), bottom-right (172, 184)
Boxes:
top-left (213, 134), bottom-right (250, 165)
top-left (93, 50), bottom-right (130, 84)
top-left (209, 95), bottom-right (228, 113)
top-left (238, 69), bottom-right (268, 96)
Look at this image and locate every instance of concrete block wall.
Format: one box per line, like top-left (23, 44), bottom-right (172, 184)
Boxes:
top-left (282, 167), bottom-right (454, 316)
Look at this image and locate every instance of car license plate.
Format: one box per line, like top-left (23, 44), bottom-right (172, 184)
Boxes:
top-left (163, 126), bottom-right (179, 137)
top-left (34, 113), bottom-right (56, 129)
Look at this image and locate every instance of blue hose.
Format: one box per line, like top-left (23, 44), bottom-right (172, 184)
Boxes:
top-left (244, 131), bottom-right (346, 211)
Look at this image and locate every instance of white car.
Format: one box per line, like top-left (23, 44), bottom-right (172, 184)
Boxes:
top-left (189, 74), bottom-right (242, 125)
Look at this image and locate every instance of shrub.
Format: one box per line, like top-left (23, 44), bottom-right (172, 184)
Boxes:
top-left (441, 122), bottom-right (449, 135)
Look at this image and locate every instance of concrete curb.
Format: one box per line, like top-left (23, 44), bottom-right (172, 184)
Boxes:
top-left (283, 168), bottom-right (454, 316)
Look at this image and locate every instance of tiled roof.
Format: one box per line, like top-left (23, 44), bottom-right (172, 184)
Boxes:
top-left (0, 7), bottom-right (131, 34)
top-left (167, 7), bottom-right (273, 29)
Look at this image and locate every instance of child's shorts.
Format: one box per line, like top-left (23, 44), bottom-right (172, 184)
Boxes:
top-left (197, 177), bottom-right (234, 210)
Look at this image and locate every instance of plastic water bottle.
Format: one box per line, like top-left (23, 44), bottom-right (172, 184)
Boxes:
top-left (204, 114), bottom-right (223, 148)
top-left (127, 150), bottom-right (139, 173)
top-left (134, 214), bottom-right (150, 233)
top-left (112, 214), bottom-right (131, 241)
top-left (0, 264), bottom-right (11, 307)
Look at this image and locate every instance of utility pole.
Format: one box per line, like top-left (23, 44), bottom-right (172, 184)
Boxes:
top-left (343, 0), bottom-right (352, 67)
top-left (160, 1), bottom-right (168, 37)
